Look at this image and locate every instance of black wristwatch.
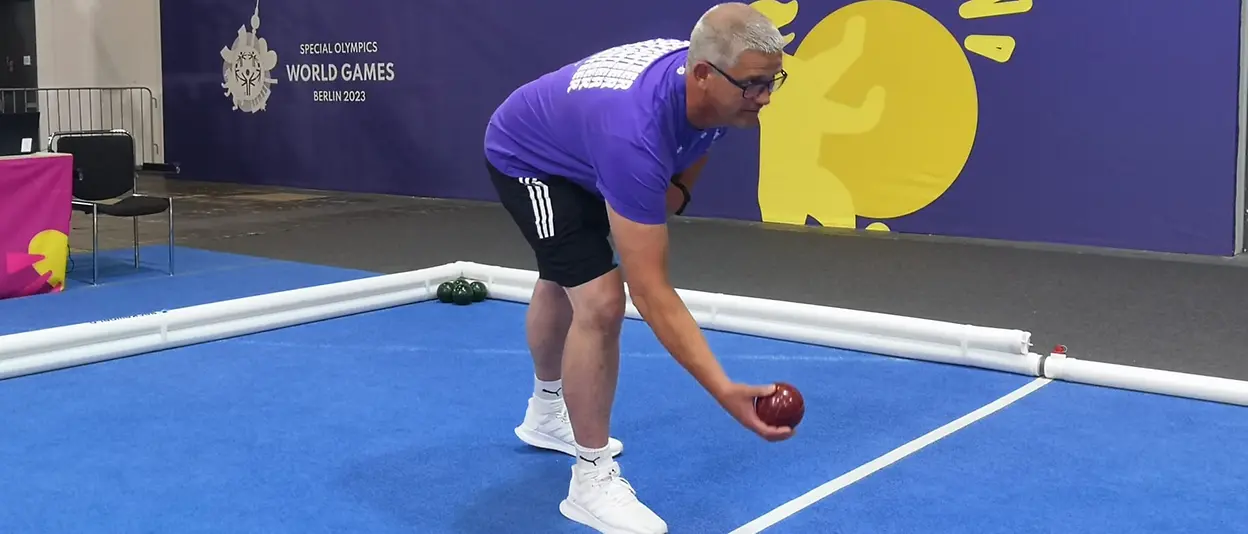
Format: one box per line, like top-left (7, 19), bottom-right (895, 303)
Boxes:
top-left (672, 181), bottom-right (691, 215)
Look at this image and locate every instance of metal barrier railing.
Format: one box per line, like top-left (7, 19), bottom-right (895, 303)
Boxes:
top-left (0, 86), bottom-right (162, 163)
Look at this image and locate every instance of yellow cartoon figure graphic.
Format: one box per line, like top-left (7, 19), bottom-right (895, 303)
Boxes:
top-left (753, 0), bottom-right (883, 228)
top-left (752, 0), bottom-right (979, 230)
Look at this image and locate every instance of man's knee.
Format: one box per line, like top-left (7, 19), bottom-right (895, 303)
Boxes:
top-left (568, 271), bottom-right (626, 333)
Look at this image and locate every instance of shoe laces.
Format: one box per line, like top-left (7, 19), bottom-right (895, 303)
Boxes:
top-left (553, 403), bottom-right (570, 425)
top-left (590, 464), bottom-right (638, 505)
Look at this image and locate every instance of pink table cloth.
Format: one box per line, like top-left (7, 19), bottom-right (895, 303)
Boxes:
top-left (0, 152), bottom-right (73, 299)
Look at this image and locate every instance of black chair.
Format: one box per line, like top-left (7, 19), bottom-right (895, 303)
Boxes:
top-left (49, 129), bottom-right (177, 285)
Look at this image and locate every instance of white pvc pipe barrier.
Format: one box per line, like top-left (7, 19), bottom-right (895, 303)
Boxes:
top-left (457, 262), bottom-right (1248, 407)
top-left (1, 259), bottom-right (1246, 408)
top-left (0, 262), bottom-right (463, 380)
top-left (457, 262), bottom-right (1041, 376)
top-left (1045, 356), bottom-right (1248, 406)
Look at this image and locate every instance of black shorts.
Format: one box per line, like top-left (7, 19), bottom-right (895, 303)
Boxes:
top-left (486, 158), bottom-right (617, 288)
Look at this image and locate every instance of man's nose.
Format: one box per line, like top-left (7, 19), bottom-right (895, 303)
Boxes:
top-left (753, 90), bottom-right (773, 107)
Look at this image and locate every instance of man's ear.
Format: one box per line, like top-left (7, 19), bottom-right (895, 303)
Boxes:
top-left (690, 61), bottom-right (713, 82)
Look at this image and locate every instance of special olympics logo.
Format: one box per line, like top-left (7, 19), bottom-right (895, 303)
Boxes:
top-left (220, 1), bottom-right (278, 113)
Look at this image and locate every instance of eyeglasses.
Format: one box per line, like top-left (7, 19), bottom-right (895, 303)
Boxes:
top-left (706, 62), bottom-right (787, 99)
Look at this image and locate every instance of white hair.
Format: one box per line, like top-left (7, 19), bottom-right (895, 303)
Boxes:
top-left (687, 3), bottom-right (785, 69)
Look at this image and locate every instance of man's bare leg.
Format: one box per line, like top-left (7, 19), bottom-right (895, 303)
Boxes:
top-left (556, 268), bottom-right (666, 533)
top-left (514, 276), bottom-right (624, 457)
top-left (528, 279), bottom-right (572, 383)
top-left (561, 268), bottom-right (626, 451)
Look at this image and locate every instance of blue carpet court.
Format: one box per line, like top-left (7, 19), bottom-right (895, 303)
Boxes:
top-left (0, 247), bottom-right (1244, 533)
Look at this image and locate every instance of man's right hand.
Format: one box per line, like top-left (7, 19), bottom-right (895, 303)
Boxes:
top-left (604, 194), bottom-right (793, 443)
top-left (712, 382), bottom-right (796, 441)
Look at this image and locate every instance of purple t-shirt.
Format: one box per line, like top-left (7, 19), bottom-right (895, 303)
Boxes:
top-left (484, 38), bottom-right (727, 225)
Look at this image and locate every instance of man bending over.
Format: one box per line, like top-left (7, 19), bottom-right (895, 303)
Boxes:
top-left (483, 3), bottom-right (794, 532)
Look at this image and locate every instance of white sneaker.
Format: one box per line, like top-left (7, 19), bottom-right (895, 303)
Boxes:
top-left (514, 396), bottom-right (624, 457)
top-left (559, 460), bottom-right (668, 534)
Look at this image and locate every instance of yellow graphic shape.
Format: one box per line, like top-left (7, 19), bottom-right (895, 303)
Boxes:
top-left (964, 34), bottom-right (1015, 63)
top-left (958, 0), bottom-right (1032, 19)
top-left (811, 1), bottom-right (978, 219)
top-left (865, 222), bottom-right (890, 231)
top-left (960, 0), bottom-right (1032, 63)
top-left (28, 229), bottom-right (68, 290)
top-left (753, 0), bottom-right (875, 228)
top-left (752, 0), bottom-right (979, 228)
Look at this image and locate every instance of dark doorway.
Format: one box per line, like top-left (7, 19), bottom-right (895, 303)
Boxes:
top-left (0, 0), bottom-right (38, 113)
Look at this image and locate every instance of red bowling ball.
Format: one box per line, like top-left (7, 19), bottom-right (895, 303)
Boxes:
top-left (754, 382), bottom-right (804, 428)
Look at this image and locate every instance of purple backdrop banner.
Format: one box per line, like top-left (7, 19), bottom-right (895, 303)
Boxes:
top-left (160, 0), bottom-right (1244, 255)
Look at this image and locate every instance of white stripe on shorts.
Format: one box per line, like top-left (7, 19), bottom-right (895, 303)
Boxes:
top-left (520, 178), bottom-right (554, 239)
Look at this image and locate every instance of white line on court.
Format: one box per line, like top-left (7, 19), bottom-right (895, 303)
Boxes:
top-left (727, 376), bottom-right (1053, 534)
